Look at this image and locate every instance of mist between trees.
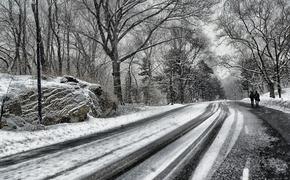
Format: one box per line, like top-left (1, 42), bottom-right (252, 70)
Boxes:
top-left (1, 0), bottom-right (237, 106)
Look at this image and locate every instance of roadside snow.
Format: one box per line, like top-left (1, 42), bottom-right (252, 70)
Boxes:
top-left (0, 73), bottom-right (186, 158)
top-left (0, 74), bottom-right (12, 98)
top-left (258, 88), bottom-right (290, 113)
top-left (242, 88), bottom-right (290, 113)
top-left (0, 103), bottom-right (183, 158)
top-left (40, 103), bottom-right (212, 180)
top-left (261, 88), bottom-right (290, 100)
top-left (0, 103), bottom-right (211, 180)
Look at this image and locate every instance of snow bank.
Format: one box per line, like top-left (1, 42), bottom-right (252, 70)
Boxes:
top-left (242, 88), bottom-right (290, 113)
top-left (0, 104), bottom-right (183, 158)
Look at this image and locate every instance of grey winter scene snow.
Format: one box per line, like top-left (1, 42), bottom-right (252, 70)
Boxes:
top-left (0, 0), bottom-right (290, 179)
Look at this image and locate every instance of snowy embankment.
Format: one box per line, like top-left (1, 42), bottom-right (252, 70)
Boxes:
top-left (242, 88), bottom-right (290, 113)
top-left (0, 103), bottom-right (183, 158)
top-left (0, 103), bottom-right (211, 180)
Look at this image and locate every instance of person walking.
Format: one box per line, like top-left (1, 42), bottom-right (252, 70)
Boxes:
top-left (249, 91), bottom-right (255, 108)
top-left (254, 91), bottom-right (260, 108)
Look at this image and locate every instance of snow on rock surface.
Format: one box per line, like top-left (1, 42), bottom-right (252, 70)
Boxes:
top-left (0, 103), bottom-right (184, 158)
top-left (0, 74), bottom-right (114, 130)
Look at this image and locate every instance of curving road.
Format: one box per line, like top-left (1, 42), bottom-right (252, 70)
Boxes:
top-left (1, 101), bottom-right (288, 180)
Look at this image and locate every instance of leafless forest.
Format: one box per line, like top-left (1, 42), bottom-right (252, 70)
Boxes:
top-left (0, 0), bottom-right (289, 105)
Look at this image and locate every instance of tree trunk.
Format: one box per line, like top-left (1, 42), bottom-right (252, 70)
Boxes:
top-left (66, 28), bottom-right (70, 74)
top-left (21, 0), bottom-right (29, 74)
top-left (32, 0), bottom-right (43, 124)
top-left (40, 36), bottom-right (46, 74)
top-left (268, 82), bottom-right (275, 98)
top-left (112, 61), bottom-right (123, 104)
top-left (15, 42), bottom-right (21, 74)
top-left (45, 0), bottom-right (52, 74)
top-left (276, 62), bottom-right (282, 98)
top-left (132, 68), bottom-right (140, 103)
top-left (22, 20), bottom-right (28, 74)
top-left (16, 2), bottom-right (22, 75)
top-left (125, 70), bottom-right (132, 104)
top-left (56, 37), bottom-right (62, 75)
top-left (125, 59), bottom-right (133, 104)
top-left (169, 68), bottom-right (174, 105)
top-left (277, 81), bottom-right (282, 98)
top-left (49, 0), bottom-right (62, 75)
top-left (275, 53), bottom-right (282, 98)
top-left (179, 79), bottom-right (185, 104)
top-left (144, 86), bottom-right (149, 105)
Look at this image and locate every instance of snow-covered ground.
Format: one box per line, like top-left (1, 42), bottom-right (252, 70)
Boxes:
top-left (118, 104), bottom-right (222, 180)
top-left (0, 73), bottom-right (72, 99)
top-left (0, 103), bottom-right (184, 158)
top-left (0, 103), bottom-right (212, 180)
top-left (0, 73), bottom-right (187, 158)
top-left (242, 88), bottom-right (290, 113)
top-left (259, 88), bottom-right (290, 113)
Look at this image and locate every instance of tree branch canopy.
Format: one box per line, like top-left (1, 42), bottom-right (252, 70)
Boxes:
top-left (82, 0), bottom-right (218, 63)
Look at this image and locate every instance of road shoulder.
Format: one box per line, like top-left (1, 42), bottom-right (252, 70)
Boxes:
top-left (212, 103), bottom-right (289, 179)
top-left (238, 101), bottom-right (290, 145)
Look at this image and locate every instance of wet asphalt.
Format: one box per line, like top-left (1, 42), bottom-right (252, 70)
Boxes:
top-left (211, 103), bottom-right (290, 180)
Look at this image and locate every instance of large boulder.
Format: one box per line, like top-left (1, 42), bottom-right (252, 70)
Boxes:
top-left (1, 75), bottom-right (115, 130)
top-left (5, 99), bottom-right (22, 116)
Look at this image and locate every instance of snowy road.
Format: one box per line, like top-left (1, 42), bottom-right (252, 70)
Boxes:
top-left (1, 101), bottom-right (289, 180)
top-left (192, 102), bottom-right (290, 180)
top-left (0, 102), bottom-right (224, 180)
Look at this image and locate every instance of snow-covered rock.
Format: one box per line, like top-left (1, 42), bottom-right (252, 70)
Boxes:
top-left (0, 74), bottom-right (115, 130)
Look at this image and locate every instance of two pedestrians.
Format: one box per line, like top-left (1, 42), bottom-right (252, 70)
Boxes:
top-left (249, 91), bottom-right (260, 108)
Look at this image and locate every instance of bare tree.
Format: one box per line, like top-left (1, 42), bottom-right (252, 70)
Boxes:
top-left (170, 26), bottom-right (208, 103)
top-left (218, 0), bottom-right (290, 98)
top-left (32, 0), bottom-right (44, 123)
top-left (63, 0), bottom-right (72, 74)
top-left (47, 0), bottom-right (62, 75)
top-left (0, 0), bottom-right (28, 74)
top-left (81, 0), bottom-right (217, 104)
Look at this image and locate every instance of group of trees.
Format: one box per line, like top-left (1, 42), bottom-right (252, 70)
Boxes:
top-left (0, 0), bottom-right (226, 106)
top-left (218, 0), bottom-right (290, 98)
top-left (154, 26), bottom-right (225, 104)
top-left (0, 0), bottom-right (111, 82)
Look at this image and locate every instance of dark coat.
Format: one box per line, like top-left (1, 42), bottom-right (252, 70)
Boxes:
top-left (249, 92), bottom-right (254, 101)
top-left (254, 92), bottom-right (260, 101)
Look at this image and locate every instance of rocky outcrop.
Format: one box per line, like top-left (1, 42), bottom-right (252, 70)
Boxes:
top-left (1, 76), bottom-right (115, 130)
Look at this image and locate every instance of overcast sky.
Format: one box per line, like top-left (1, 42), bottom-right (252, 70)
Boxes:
top-left (201, 1), bottom-right (237, 79)
top-left (203, 23), bottom-right (235, 56)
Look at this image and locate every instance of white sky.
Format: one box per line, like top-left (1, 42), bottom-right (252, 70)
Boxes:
top-left (200, 1), bottom-right (237, 80)
top-left (203, 23), bottom-right (235, 56)
top-left (202, 0), bottom-right (236, 57)
top-left (202, 23), bottom-right (235, 79)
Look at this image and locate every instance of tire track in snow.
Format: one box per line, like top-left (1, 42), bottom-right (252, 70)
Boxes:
top-left (0, 105), bottom-right (190, 167)
top-left (0, 103), bottom-right (217, 180)
top-left (190, 107), bottom-right (244, 180)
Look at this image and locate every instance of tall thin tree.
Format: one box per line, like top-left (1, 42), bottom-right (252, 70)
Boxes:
top-left (31, 0), bottom-right (43, 123)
